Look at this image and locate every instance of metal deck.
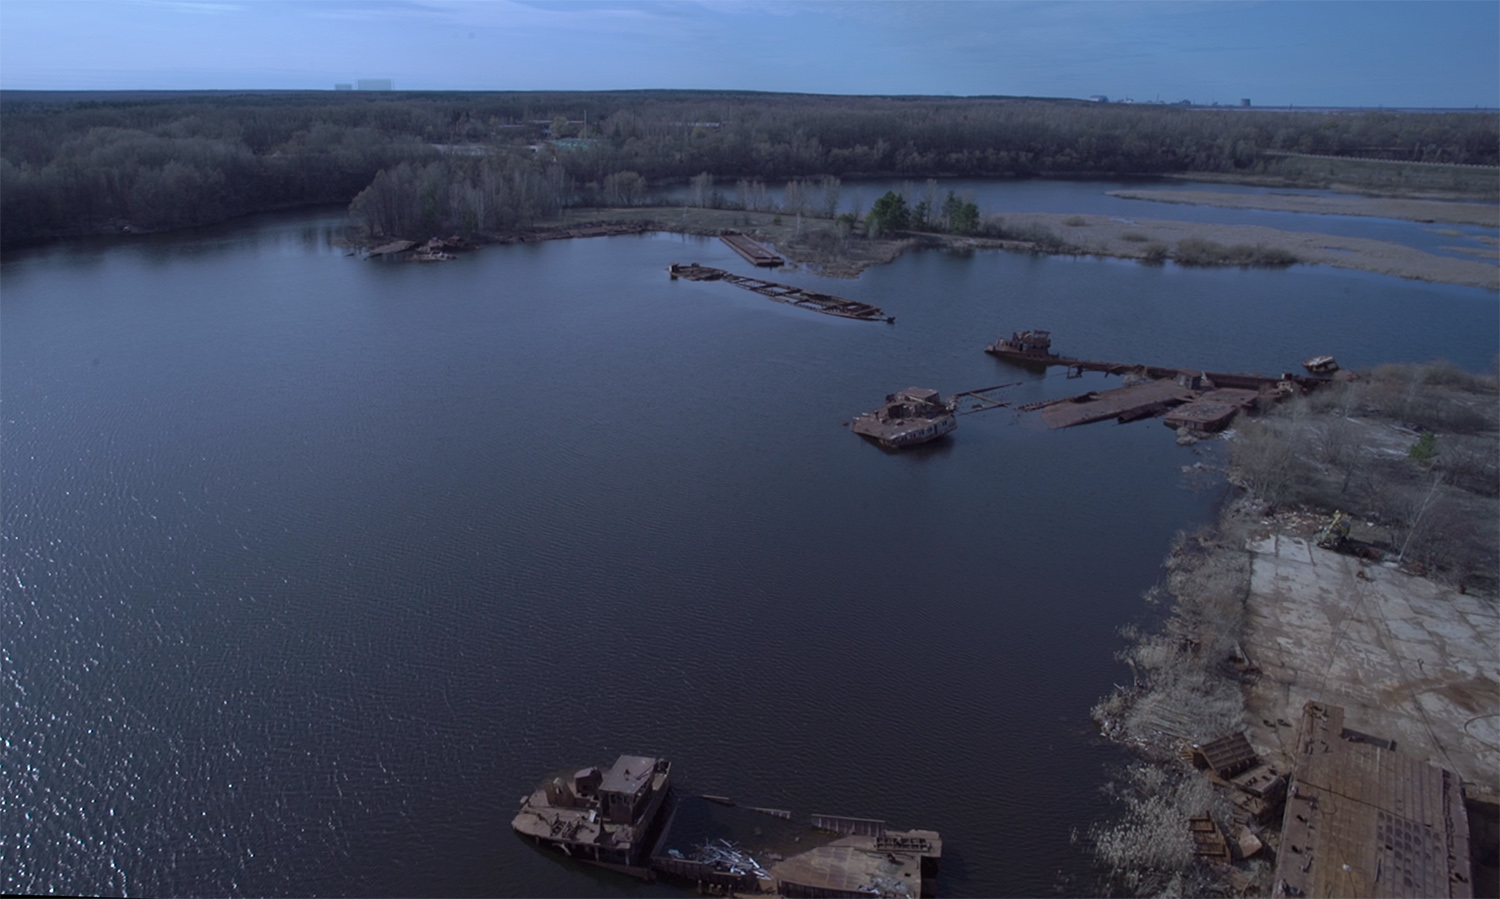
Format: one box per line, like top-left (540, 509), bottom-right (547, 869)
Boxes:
top-left (1275, 702), bottom-right (1473, 898)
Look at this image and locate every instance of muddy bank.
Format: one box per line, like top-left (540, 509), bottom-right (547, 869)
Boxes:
top-left (356, 198), bottom-right (1499, 289)
top-left (999, 210), bottom-right (1499, 290)
top-left (1108, 188), bottom-right (1500, 227)
top-left (549, 205), bottom-right (1500, 289)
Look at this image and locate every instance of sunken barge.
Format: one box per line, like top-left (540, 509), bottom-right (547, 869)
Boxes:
top-left (669, 263), bottom-right (895, 323)
top-left (849, 388), bottom-right (958, 448)
top-left (512, 755), bottom-right (673, 879)
top-left (989, 329), bottom-right (1337, 432)
top-left (515, 757), bottom-right (943, 895)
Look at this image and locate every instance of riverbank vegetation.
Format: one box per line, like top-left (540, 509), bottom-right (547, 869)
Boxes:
top-left (1090, 361), bottom-right (1499, 895)
top-left (1230, 362), bottom-right (1499, 589)
top-left (3, 90), bottom-right (1496, 246)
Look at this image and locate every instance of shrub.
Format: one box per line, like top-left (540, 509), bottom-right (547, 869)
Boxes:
top-left (1064, 214), bottom-right (1089, 227)
top-left (1409, 431), bottom-right (1438, 464)
top-left (1173, 237), bottom-right (1299, 267)
top-left (1140, 241), bottom-right (1169, 265)
top-left (1121, 231), bottom-right (1149, 242)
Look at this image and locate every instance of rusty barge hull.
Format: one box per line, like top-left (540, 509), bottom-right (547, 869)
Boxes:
top-left (669, 263), bottom-right (894, 323)
top-left (512, 756), bottom-right (674, 881)
top-left (988, 346), bottom-right (1329, 393)
top-left (849, 388), bottom-right (958, 448)
top-left (719, 233), bottom-right (784, 267)
top-left (991, 329), bottom-right (1334, 430)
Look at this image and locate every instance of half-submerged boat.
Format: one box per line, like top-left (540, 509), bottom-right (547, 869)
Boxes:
top-left (850, 388), bottom-right (957, 448)
top-left (512, 755), bottom-right (672, 880)
top-left (985, 329), bottom-right (1061, 365)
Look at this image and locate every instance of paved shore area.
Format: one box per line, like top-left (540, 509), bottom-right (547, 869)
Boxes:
top-left (1239, 533), bottom-right (1499, 793)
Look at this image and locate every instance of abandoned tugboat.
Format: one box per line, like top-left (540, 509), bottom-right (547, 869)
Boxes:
top-left (512, 755), bottom-right (673, 880)
top-left (850, 388), bottom-right (957, 448)
top-left (985, 329), bottom-right (1062, 365)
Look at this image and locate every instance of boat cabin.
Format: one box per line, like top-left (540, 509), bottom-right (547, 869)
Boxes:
top-left (600, 755), bottom-right (660, 824)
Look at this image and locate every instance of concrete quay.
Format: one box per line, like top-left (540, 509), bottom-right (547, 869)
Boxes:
top-left (1239, 534), bottom-right (1499, 794)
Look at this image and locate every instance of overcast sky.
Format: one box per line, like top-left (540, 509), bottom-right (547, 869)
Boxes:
top-left (1, 1), bottom-right (1496, 108)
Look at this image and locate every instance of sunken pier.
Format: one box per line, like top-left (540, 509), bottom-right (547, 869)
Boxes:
top-left (669, 263), bottom-right (894, 323)
top-left (720, 233), bottom-right (785, 267)
top-left (989, 330), bottom-right (1333, 431)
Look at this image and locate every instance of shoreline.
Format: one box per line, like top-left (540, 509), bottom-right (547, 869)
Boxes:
top-left (1090, 365), bottom-right (1499, 896)
top-left (1107, 188), bottom-right (1500, 227)
top-left (508, 204), bottom-right (1499, 290)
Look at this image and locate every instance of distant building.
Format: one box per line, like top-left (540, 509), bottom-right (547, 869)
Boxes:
top-left (1240, 98), bottom-right (1251, 107)
top-left (1088, 95), bottom-right (1109, 103)
top-left (334, 84), bottom-right (353, 91)
top-left (357, 79), bottom-right (393, 91)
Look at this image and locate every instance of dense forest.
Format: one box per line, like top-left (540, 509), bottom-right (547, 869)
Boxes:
top-left (3, 89), bottom-right (1496, 245)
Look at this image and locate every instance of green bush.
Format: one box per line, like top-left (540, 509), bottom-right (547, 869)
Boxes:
top-left (1409, 431), bottom-right (1438, 464)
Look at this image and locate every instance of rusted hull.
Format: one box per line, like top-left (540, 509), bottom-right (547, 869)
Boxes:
top-left (670, 263), bottom-right (894, 323)
top-left (512, 758), bottom-right (673, 882)
top-left (720, 233), bottom-right (784, 267)
top-left (851, 413), bottom-right (956, 448)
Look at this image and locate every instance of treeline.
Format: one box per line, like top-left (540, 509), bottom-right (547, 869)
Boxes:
top-left (3, 90), bottom-right (1496, 245)
top-left (348, 155), bottom-right (573, 238)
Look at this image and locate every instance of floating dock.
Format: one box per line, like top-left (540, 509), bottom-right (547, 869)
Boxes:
top-left (669, 263), bottom-right (894, 323)
top-left (720, 233), bottom-right (784, 267)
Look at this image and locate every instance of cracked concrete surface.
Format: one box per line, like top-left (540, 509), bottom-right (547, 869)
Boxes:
top-left (1241, 534), bottom-right (1499, 791)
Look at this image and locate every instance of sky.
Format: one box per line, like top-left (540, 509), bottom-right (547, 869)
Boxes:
top-left (1, 1), bottom-right (1496, 108)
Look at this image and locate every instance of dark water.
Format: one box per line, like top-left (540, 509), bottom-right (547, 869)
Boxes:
top-left (3, 199), bottom-right (1496, 898)
top-left (657, 176), bottom-right (1500, 263)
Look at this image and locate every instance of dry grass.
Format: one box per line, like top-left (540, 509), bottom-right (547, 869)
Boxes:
top-left (1227, 364), bottom-right (1499, 590)
top-left (548, 201), bottom-right (1499, 287)
top-left (1089, 763), bottom-right (1235, 897)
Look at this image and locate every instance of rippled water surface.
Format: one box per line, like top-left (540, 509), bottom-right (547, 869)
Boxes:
top-left (3, 199), bottom-right (1496, 897)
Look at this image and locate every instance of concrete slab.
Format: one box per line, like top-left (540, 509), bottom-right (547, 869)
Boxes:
top-left (1242, 536), bottom-right (1500, 791)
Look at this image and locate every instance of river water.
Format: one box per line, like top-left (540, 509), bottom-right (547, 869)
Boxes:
top-left (2, 185), bottom-right (1496, 897)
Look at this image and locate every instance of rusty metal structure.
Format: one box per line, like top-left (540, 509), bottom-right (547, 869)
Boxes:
top-left (1275, 702), bottom-right (1474, 898)
top-left (849, 388), bottom-right (958, 448)
top-left (720, 232), bottom-right (785, 267)
top-left (985, 330), bottom-right (1061, 365)
top-left (669, 264), bottom-right (895, 322)
top-left (987, 329), bottom-right (1328, 392)
top-left (511, 755), bottom-right (673, 880)
top-left (988, 330), bottom-right (1328, 430)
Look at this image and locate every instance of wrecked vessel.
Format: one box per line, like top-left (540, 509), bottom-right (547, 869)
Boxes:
top-left (850, 388), bottom-right (957, 448)
top-left (511, 755), bottom-right (672, 880)
top-left (985, 329), bottom-right (1062, 365)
